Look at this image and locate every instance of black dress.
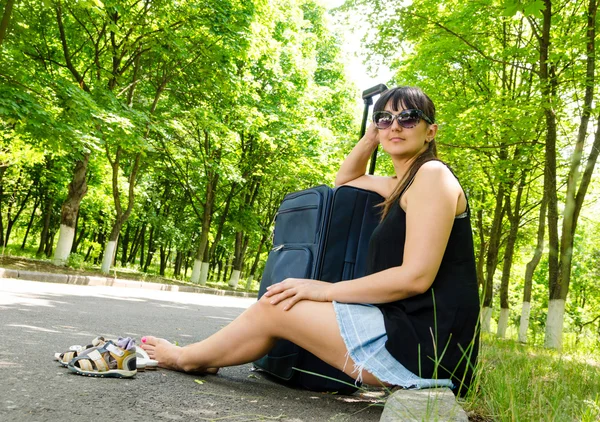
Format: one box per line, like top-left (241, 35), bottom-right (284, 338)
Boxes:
top-left (367, 179), bottom-right (480, 395)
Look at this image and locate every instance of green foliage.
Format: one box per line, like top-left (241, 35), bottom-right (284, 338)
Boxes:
top-left (66, 253), bottom-right (86, 270)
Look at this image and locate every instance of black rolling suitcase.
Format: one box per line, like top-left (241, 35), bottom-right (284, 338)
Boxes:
top-left (253, 84), bottom-right (388, 393)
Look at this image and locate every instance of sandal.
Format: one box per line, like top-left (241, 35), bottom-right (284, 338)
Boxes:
top-left (54, 336), bottom-right (107, 367)
top-left (136, 347), bottom-right (158, 371)
top-left (67, 340), bottom-right (137, 378)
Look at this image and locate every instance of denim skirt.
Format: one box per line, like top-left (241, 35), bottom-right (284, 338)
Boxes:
top-left (332, 302), bottom-right (454, 389)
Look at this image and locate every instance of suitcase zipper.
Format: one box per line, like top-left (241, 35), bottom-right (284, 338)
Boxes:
top-left (275, 205), bottom-right (318, 216)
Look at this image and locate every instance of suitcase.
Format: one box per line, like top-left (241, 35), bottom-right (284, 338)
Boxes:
top-left (253, 84), bottom-right (388, 393)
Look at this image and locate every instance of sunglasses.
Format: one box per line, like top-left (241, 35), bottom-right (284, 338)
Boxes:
top-left (372, 109), bottom-right (433, 129)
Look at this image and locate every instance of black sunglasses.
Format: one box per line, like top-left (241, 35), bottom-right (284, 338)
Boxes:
top-left (372, 109), bottom-right (433, 129)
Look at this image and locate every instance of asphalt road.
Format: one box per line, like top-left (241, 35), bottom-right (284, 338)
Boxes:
top-left (0, 278), bottom-right (385, 422)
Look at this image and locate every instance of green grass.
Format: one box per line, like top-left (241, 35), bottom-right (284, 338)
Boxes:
top-left (464, 333), bottom-right (600, 421)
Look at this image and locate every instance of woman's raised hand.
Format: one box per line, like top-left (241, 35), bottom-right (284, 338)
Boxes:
top-left (363, 122), bottom-right (380, 147)
top-left (263, 278), bottom-right (332, 311)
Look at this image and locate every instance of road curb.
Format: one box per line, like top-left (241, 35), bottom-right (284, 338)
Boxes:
top-left (0, 267), bottom-right (258, 298)
top-left (380, 388), bottom-right (468, 422)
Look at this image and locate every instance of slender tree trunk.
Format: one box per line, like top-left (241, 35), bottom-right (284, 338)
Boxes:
top-left (37, 195), bottom-right (54, 257)
top-left (128, 224), bottom-right (142, 264)
top-left (183, 250), bottom-right (191, 278)
top-left (139, 224), bottom-right (146, 270)
top-left (245, 233), bottom-right (268, 291)
top-left (0, 0), bottom-right (15, 49)
top-left (191, 169), bottom-right (219, 284)
top-left (143, 225), bottom-right (155, 273)
top-left (482, 182), bottom-right (507, 332)
top-left (519, 194), bottom-right (547, 343)
top-left (229, 232), bottom-right (244, 288)
top-left (174, 250), bottom-right (183, 277)
top-left (21, 196), bottom-right (40, 249)
top-left (45, 229), bottom-right (55, 257)
top-left (159, 241), bottom-right (171, 276)
top-left (497, 177), bottom-right (525, 338)
top-left (120, 223), bottom-right (131, 265)
top-left (208, 182), bottom-right (237, 262)
top-left (54, 154), bottom-right (90, 264)
top-left (4, 176), bottom-right (32, 246)
top-left (101, 149), bottom-right (141, 273)
top-left (71, 215), bottom-right (86, 254)
top-left (0, 167), bottom-right (5, 247)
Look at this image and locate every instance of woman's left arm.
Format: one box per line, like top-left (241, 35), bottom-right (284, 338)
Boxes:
top-left (264, 162), bottom-right (463, 310)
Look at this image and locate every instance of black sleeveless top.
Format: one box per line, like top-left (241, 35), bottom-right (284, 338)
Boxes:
top-left (367, 177), bottom-right (480, 395)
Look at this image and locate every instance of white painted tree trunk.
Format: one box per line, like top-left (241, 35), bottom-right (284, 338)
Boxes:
top-left (518, 301), bottom-right (531, 343)
top-left (545, 299), bottom-right (565, 349)
top-left (190, 259), bottom-right (202, 283)
top-left (53, 224), bottom-right (75, 265)
top-left (481, 307), bottom-right (493, 332)
top-left (496, 308), bottom-right (509, 338)
top-left (199, 262), bottom-right (209, 285)
top-left (245, 274), bottom-right (254, 291)
top-left (101, 240), bottom-right (117, 274)
top-left (228, 269), bottom-right (241, 288)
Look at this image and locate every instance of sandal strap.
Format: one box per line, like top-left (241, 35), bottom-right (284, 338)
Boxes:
top-left (86, 349), bottom-right (110, 372)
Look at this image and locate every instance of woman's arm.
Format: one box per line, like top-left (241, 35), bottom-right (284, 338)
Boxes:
top-left (334, 123), bottom-right (396, 198)
top-left (265, 162), bottom-right (463, 309)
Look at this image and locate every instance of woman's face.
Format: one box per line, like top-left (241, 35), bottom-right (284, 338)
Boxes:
top-left (377, 101), bottom-right (437, 160)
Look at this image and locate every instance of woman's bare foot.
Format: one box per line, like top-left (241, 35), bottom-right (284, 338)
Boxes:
top-left (140, 336), bottom-right (219, 374)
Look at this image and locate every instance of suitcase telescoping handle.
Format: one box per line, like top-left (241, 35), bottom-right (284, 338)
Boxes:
top-left (360, 83), bottom-right (388, 175)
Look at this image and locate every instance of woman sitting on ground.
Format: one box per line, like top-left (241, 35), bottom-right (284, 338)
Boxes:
top-left (141, 86), bottom-right (481, 395)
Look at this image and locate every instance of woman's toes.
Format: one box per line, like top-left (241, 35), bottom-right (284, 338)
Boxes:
top-left (142, 335), bottom-right (161, 346)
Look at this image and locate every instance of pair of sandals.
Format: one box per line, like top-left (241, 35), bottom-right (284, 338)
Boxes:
top-left (54, 336), bottom-right (158, 378)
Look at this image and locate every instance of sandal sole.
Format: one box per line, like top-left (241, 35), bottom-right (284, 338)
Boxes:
top-left (67, 366), bottom-right (137, 378)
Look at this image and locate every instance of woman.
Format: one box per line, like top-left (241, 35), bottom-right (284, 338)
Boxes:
top-left (141, 86), bottom-right (480, 395)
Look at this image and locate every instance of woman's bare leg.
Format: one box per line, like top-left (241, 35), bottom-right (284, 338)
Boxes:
top-left (141, 296), bottom-right (387, 386)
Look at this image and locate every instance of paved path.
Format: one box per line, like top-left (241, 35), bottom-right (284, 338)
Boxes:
top-left (0, 278), bottom-right (385, 422)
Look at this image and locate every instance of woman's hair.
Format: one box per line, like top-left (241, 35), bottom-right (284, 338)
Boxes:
top-left (374, 86), bottom-right (439, 219)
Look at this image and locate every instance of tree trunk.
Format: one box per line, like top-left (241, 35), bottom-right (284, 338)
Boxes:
top-left (159, 242), bottom-right (169, 276)
top-left (245, 233), bottom-right (268, 291)
top-left (143, 225), bottom-right (155, 273)
top-left (4, 174), bottom-right (33, 246)
top-left (208, 182), bottom-right (237, 262)
top-left (54, 154), bottom-right (90, 264)
top-left (71, 215), bottom-right (86, 254)
top-left (0, 0), bottom-right (15, 49)
top-left (190, 166), bottom-right (219, 284)
top-left (128, 224), bottom-right (142, 264)
top-left (481, 181), bottom-right (507, 332)
top-left (21, 196), bottom-right (40, 249)
top-left (45, 229), bottom-right (55, 257)
top-left (174, 250), bottom-right (183, 277)
top-left (139, 224), bottom-right (146, 270)
top-left (0, 167), bottom-right (5, 247)
top-left (101, 149), bottom-right (141, 273)
top-left (37, 195), bottom-right (54, 257)
top-left (497, 177), bottom-right (525, 338)
top-left (519, 194), bottom-right (547, 343)
top-left (120, 223), bottom-right (131, 265)
top-left (544, 0), bottom-right (599, 349)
